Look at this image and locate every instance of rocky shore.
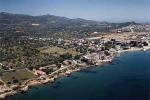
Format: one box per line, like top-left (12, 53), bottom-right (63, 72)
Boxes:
top-left (0, 63), bottom-right (101, 99)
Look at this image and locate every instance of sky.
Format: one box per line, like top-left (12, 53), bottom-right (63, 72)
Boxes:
top-left (0, 0), bottom-right (150, 22)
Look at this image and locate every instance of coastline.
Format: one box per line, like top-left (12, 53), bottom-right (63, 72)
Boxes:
top-left (118, 45), bottom-right (150, 53)
top-left (1, 46), bottom-right (150, 100)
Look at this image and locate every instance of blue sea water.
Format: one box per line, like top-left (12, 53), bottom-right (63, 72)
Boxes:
top-left (7, 51), bottom-right (150, 100)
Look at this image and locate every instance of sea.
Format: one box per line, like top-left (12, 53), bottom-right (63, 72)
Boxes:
top-left (7, 51), bottom-right (150, 100)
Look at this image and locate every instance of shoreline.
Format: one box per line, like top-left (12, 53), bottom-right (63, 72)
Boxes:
top-left (1, 46), bottom-right (150, 100)
top-left (118, 45), bottom-right (150, 53)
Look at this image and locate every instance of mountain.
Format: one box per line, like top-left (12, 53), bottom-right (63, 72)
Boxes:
top-left (0, 12), bottom-right (141, 38)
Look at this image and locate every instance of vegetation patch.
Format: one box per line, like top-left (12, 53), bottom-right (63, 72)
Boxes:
top-left (1, 69), bottom-right (37, 85)
top-left (39, 47), bottom-right (80, 56)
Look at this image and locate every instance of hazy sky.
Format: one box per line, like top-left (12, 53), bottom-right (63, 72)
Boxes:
top-left (0, 0), bottom-right (150, 22)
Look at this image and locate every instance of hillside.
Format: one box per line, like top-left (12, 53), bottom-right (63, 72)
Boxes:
top-left (0, 12), bottom-right (143, 38)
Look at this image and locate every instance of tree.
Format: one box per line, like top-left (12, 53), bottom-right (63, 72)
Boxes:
top-left (60, 53), bottom-right (72, 60)
top-left (104, 51), bottom-right (111, 56)
top-left (74, 55), bottom-right (81, 59)
top-left (143, 42), bottom-right (148, 46)
top-left (13, 79), bottom-right (19, 84)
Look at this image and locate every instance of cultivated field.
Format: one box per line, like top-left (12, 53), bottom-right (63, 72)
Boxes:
top-left (1, 69), bottom-right (37, 85)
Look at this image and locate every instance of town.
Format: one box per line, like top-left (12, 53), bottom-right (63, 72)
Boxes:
top-left (0, 31), bottom-right (150, 99)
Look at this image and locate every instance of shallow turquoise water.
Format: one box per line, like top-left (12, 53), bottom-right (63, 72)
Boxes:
top-left (7, 51), bottom-right (150, 100)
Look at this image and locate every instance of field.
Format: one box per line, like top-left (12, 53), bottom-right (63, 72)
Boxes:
top-left (1, 69), bottom-right (37, 85)
top-left (39, 47), bottom-right (80, 56)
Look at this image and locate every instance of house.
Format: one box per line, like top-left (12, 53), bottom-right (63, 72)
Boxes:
top-left (115, 45), bottom-right (121, 51)
top-left (33, 69), bottom-right (46, 76)
top-left (63, 60), bottom-right (72, 66)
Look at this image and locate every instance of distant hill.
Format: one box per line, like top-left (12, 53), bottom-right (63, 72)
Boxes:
top-left (0, 12), bottom-right (142, 38)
